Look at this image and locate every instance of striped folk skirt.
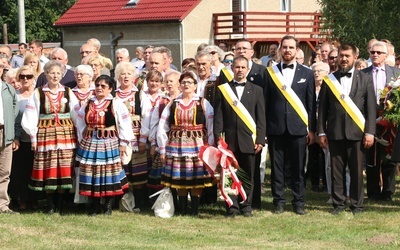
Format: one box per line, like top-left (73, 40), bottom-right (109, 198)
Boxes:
top-left (161, 155), bottom-right (212, 190)
top-left (123, 151), bottom-right (149, 187)
top-left (147, 152), bottom-right (164, 190)
top-left (29, 123), bottom-right (76, 191)
top-left (76, 130), bottom-right (128, 197)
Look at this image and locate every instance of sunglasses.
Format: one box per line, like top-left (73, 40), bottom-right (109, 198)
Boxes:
top-left (19, 74), bottom-right (34, 80)
top-left (370, 51), bottom-right (386, 55)
top-left (95, 83), bottom-right (109, 89)
top-left (224, 59), bottom-right (233, 64)
top-left (328, 56), bottom-right (337, 60)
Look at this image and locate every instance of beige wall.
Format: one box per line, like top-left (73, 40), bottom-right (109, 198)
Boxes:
top-left (248, 0), bottom-right (320, 12)
top-left (182, 0), bottom-right (231, 59)
top-left (61, 23), bottom-right (181, 68)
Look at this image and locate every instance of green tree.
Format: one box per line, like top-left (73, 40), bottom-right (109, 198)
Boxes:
top-left (318, 0), bottom-right (400, 58)
top-left (0, 0), bottom-right (77, 43)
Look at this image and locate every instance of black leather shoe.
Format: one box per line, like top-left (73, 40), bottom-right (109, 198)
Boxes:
top-left (294, 206), bottom-right (306, 215)
top-left (274, 205), bottom-right (284, 214)
top-left (351, 208), bottom-right (363, 215)
top-left (243, 211), bottom-right (253, 217)
top-left (225, 211), bottom-right (240, 218)
top-left (331, 207), bottom-right (346, 215)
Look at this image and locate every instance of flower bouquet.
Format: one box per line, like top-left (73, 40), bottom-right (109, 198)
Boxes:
top-left (380, 75), bottom-right (400, 125)
top-left (377, 75), bottom-right (400, 158)
top-left (199, 137), bottom-right (248, 207)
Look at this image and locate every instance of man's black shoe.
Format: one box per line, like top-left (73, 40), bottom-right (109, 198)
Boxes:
top-left (274, 205), bottom-right (284, 214)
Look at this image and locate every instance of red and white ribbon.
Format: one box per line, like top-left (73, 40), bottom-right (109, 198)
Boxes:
top-left (199, 138), bottom-right (247, 207)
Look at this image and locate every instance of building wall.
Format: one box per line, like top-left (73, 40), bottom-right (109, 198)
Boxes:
top-left (248, 0), bottom-right (320, 12)
top-left (61, 22), bottom-right (180, 68)
top-left (182, 0), bottom-right (231, 59)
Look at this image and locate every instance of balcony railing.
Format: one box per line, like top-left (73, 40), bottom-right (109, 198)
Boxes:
top-left (213, 11), bottom-right (329, 46)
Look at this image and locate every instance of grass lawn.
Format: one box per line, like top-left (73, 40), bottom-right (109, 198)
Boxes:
top-left (1, 175), bottom-right (400, 249)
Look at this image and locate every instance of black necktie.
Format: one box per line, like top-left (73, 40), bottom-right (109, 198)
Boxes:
top-left (340, 72), bottom-right (352, 78)
top-left (283, 64), bottom-right (294, 69)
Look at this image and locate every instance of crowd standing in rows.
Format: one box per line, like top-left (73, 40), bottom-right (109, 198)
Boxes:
top-left (0, 35), bottom-right (399, 218)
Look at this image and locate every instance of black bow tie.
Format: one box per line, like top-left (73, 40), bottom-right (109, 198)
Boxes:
top-left (283, 64), bottom-right (294, 69)
top-left (340, 72), bottom-right (352, 78)
top-left (233, 81), bottom-right (246, 87)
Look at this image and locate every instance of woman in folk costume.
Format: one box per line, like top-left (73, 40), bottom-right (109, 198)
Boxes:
top-left (138, 70), bottom-right (164, 195)
top-left (22, 60), bottom-right (78, 215)
top-left (147, 70), bottom-right (181, 193)
top-left (75, 75), bottom-right (134, 216)
top-left (114, 61), bottom-right (147, 211)
top-left (71, 64), bottom-right (96, 204)
top-left (157, 69), bottom-right (214, 216)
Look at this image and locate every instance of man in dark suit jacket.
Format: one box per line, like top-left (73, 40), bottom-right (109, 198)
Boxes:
top-left (318, 43), bottom-right (376, 215)
top-left (35, 48), bottom-right (76, 89)
top-left (362, 41), bottom-right (400, 202)
top-left (218, 39), bottom-right (268, 209)
top-left (265, 35), bottom-right (316, 215)
top-left (214, 56), bottom-right (266, 217)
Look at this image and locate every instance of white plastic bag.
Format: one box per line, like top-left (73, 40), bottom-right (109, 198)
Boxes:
top-left (121, 191), bottom-right (135, 212)
top-left (149, 187), bottom-right (175, 218)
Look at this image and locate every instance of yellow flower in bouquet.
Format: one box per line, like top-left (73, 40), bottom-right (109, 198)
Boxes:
top-left (381, 75), bottom-right (400, 125)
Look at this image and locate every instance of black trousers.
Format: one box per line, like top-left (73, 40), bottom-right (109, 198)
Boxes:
top-left (269, 132), bottom-right (307, 208)
top-left (366, 143), bottom-right (396, 199)
top-left (227, 151), bottom-right (254, 214)
top-left (329, 139), bottom-right (364, 209)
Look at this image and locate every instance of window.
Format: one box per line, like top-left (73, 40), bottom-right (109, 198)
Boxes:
top-left (281, 0), bottom-right (291, 12)
top-left (126, 0), bottom-right (139, 7)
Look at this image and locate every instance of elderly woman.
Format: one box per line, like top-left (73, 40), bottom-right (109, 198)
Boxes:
top-left (75, 75), bottom-right (134, 216)
top-left (147, 70), bottom-right (181, 196)
top-left (9, 66), bottom-right (36, 211)
top-left (114, 61), bottom-right (146, 211)
top-left (22, 60), bottom-right (78, 215)
top-left (5, 68), bottom-right (20, 90)
top-left (72, 65), bottom-right (95, 107)
top-left (157, 69), bottom-right (214, 216)
top-left (71, 64), bottom-right (95, 204)
top-left (204, 45), bottom-right (225, 75)
top-left (24, 53), bottom-right (42, 77)
top-left (87, 55), bottom-right (107, 81)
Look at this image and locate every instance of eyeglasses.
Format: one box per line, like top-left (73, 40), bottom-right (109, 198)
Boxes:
top-left (90, 64), bottom-right (101, 68)
top-left (75, 73), bottom-right (88, 76)
top-left (95, 83), bottom-right (109, 89)
top-left (328, 56), bottom-right (337, 60)
top-left (210, 51), bottom-right (218, 55)
top-left (80, 51), bottom-right (94, 55)
top-left (19, 74), bottom-right (34, 80)
top-left (313, 69), bottom-right (327, 74)
top-left (224, 59), bottom-right (233, 64)
top-left (370, 51), bottom-right (386, 55)
top-left (180, 80), bottom-right (195, 85)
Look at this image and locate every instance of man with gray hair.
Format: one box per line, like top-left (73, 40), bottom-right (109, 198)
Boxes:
top-left (153, 46), bottom-right (177, 72)
top-left (116, 48), bottom-right (130, 63)
top-left (131, 46), bottom-right (145, 69)
top-left (362, 41), bottom-right (400, 202)
top-left (36, 48), bottom-right (76, 88)
top-left (87, 38), bottom-right (113, 70)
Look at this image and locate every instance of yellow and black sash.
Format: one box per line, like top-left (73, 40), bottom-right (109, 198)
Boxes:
top-left (218, 83), bottom-right (256, 143)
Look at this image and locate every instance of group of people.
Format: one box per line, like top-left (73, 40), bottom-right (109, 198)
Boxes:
top-left (0, 34), bottom-right (399, 219)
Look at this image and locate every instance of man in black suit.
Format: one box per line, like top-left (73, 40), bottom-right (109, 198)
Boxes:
top-left (318, 43), bottom-right (376, 215)
top-left (265, 35), bottom-right (316, 215)
top-left (362, 41), bottom-right (400, 202)
top-left (214, 56), bottom-right (266, 217)
top-left (218, 39), bottom-right (268, 209)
